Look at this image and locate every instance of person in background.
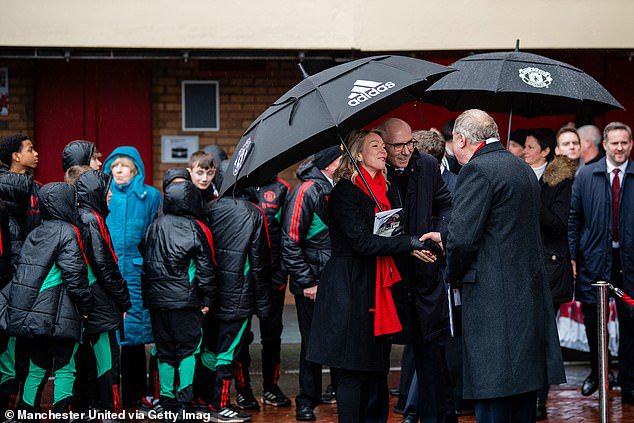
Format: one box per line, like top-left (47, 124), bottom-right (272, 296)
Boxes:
top-left (524, 129), bottom-right (556, 180)
top-left (234, 175), bottom-right (293, 410)
top-left (5, 183), bottom-right (94, 417)
top-left (65, 166), bottom-right (131, 416)
top-left (103, 147), bottom-right (162, 412)
top-left (441, 119), bottom-right (461, 174)
top-left (569, 122), bottom-right (634, 405)
top-left (508, 129), bottom-right (527, 159)
top-left (141, 175), bottom-right (216, 418)
top-left (444, 109), bottom-right (565, 423)
top-left (62, 140), bottom-right (103, 176)
top-left (203, 145), bottom-right (229, 191)
top-left (188, 151), bottom-right (218, 201)
top-left (577, 125), bottom-right (605, 166)
top-left (555, 127), bottom-right (582, 169)
top-left (282, 146), bottom-right (342, 421)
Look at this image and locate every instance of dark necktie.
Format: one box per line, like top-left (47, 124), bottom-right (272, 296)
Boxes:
top-left (612, 168), bottom-right (621, 242)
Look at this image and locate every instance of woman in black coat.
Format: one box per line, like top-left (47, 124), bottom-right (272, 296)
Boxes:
top-left (306, 130), bottom-right (431, 422)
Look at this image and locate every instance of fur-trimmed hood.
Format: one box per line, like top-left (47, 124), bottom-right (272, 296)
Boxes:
top-left (543, 155), bottom-right (577, 187)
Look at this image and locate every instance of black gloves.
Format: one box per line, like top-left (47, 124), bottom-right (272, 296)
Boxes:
top-left (409, 237), bottom-right (444, 257)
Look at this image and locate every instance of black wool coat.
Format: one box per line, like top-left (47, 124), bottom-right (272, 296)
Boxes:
top-left (306, 179), bottom-right (412, 372)
top-left (445, 142), bottom-right (566, 400)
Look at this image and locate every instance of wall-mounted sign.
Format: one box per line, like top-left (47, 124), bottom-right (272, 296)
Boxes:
top-left (161, 135), bottom-right (199, 163)
top-left (0, 68), bottom-right (8, 116)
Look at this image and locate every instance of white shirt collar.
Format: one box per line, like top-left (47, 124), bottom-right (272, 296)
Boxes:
top-left (606, 159), bottom-right (628, 175)
top-left (322, 171), bottom-right (334, 187)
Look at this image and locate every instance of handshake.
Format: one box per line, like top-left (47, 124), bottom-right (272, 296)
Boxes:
top-left (409, 232), bottom-right (443, 263)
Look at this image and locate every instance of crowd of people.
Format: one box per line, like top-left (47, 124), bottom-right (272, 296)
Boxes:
top-left (0, 108), bottom-right (631, 423)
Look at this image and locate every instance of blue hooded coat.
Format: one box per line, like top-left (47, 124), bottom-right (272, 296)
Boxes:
top-left (103, 147), bottom-right (161, 345)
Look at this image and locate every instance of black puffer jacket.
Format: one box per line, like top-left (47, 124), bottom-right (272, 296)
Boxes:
top-left (5, 183), bottom-right (94, 341)
top-left (0, 199), bottom-right (10, 287)
top-left (141, 181), bottom-right (216, 310)
top-left (76, 170), bottom-right (132, 333)
top-left (205, 196), bottom-right (270, 321)
top-left (62, 140), bottom-right (95, 172)
top-left (281, 162), bottom-right (333, 295)
top-left (255, 177), bottom-right (290, 274)
top-left (0, 172), bottom-right (35, 272)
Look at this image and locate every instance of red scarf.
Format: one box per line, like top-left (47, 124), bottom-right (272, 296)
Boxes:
top-left (354, 166), bottom-right (403, 337)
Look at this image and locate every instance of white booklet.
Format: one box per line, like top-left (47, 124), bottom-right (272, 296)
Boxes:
top-left (373, 208), bottom-right (404, 237)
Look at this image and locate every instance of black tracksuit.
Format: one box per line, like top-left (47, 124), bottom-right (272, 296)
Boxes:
top-left (236, 177), bottom-right (290, 393)
top-left (195, 195), bottom-right (270, 410)
top-left (73, 170), bottom-right (132, 413)
top-left (141, 181), bottom-right (216, 411)
top-left (4, 183), bottom-right (93, 413)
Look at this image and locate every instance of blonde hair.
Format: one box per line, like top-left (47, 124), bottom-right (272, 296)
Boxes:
top-left (110, 156), bottom-right (138, 176)
top-left (64, 165), bottom-right (92, 185)
top-left (334, 129), bottom-right (387, 186)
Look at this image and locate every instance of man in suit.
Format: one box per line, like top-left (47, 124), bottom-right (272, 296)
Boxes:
top-left (440, 109), bottom-right (565, 422)
top-left (380, 118), bottom-right (453, 423)
top-left (569, 121), bottom-right (634, 405)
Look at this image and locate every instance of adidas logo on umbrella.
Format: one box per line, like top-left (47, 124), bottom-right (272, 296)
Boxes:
top-left (347, 79), bottom-right (396, 107)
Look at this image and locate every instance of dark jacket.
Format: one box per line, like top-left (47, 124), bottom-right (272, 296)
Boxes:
top-left (141, 181), bottom-right (216, 310)
top-left (62, 140), bottom-right (95, 172)
top-left (445, 142), bottom-right (565, 399)
top-left (0, 200), bottom-right (11, 287)
top-left (205, 196), bottom-right (270, 321)
top-left (254, 177), bottom-right (291, 289)
top-left (387, 151), bottom-right (453, 343)
top-left (0, 172), bottom-right (36, 272)
top-left (281, 162), bottom-right (333, 295)
top-left (307, 180), bottom-right (414, 371)
top-left (569, 157), bottom-right (634, 304)
top-left (5, 183), bottom-right (94, 341)
top-left (540, 156), bottom-right (576, 304)
top-left (76, 170), bottom-right (131, 333)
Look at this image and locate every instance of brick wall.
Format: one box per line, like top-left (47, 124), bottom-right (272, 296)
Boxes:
top-left (152, 60), bottom-right (303, 190)
top-left (0, 61), bottom-right (35, 148)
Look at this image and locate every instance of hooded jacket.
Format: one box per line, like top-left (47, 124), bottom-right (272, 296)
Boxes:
top-left (76, 170), bottom-right (131, 333)
top-left (281, 161), bottom-right (333, 295)
top-left (0, 200), bottom-right (10, 286)
top-left (141, 181), bottom-right (216, 310)
top-left (205, 196), bottom-right (270, 321)
top-left (103, 146), bottom-right (162, 345)
top-left (0, 172), bottom-right (37, 273)
top-left (62, 140), bottom-right (95, 172)
top-left (5, 183), bottom-right (94, 341)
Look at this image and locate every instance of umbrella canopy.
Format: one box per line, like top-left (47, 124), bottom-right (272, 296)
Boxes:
top-left (424, 50), bottom-right (623, 117)
top-left (219, 55), bottom-right (453, 196)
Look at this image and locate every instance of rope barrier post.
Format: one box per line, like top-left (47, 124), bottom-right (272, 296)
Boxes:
top-left (592, 280), bottom-right (609, 423)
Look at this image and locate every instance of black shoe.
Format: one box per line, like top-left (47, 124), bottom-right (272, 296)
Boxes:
top-left (392, 405), bottom-right (404, 415)
top-left (582, 373), bottom-right (598, 396)
top-left (236, 389), bottom-right (260, 411)
top-left (295, 405), bottom-right (316, 421)
top-left (390, 387), bottom-right (401, 397)
top-left (623, 390), bottom-right (634, 406)
top-left (401, 413), bottom-right (417, 423)
top-left (536, 400), bottom-right (547, 421)
top-left (609, 371), bottom-right (619, 390)
top-left (320, 384), bottom-right (336, 404)
top-left (262, 385), bottom-right (292, 407)
top-left (209, 405), bottom-right (252, 422)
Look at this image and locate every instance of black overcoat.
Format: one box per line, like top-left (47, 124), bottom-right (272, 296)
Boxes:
top-left (306, 179), bottom-right (412, 371)
top-left (445, 142), bottom-right (566, 399)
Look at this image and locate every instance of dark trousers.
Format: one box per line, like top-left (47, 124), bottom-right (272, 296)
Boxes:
top-left (338, 369), bottom-right (383, 423)
top-left (194, 316), bottom-right (249, 409)
top-left (150, 309), bottom-right (202, 409)
top-left (396, 345), bottom-right (415, 410)
top-left (0, 336), bottom-right (29, 411)
top-left (581, 302), bottom-right (599, 376)
top-left (295, 294), bottom-right (322, 408)
top-left (236, 283), bottom-right (286, 391)
top-left (411, 311), bottom-right (453, 422)
top-left (474, 391), bottom-right (536, 423)
top-left (74, 331), bottom-right (122, 412)
top-left (612, 248), bottom-right (634, 390)
top-left (365, 343), bottom-right (391, 423)
top-left (120, 344), bottom-right (156, 406)
top-left (19, 338), bottom-right (77, 411)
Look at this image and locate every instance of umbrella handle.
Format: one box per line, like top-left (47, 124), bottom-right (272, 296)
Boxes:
top-left (506, 108), bottom-right (513, 148)
top-left (338, 132), bottom-right (384, 212)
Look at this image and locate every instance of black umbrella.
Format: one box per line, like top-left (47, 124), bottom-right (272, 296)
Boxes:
top-left (424, 42), bottom-right (623, 139)
top-left (219, 55), bottom-right (453, 200)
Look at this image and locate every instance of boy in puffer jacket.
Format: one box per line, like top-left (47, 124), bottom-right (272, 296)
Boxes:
top-left (4, 182), bottom-right (94, 416)
top-left (66, 166), bottom-right (131, 415)
top-left (193, 192), bottom-right (271, 423)
top-left (141, 176), bottom-right (216, 418)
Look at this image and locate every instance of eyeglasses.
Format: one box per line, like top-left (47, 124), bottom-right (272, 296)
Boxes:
top-left (385, 139), bottom-right (417, 152)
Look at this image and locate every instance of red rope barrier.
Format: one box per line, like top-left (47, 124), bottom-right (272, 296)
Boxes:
top-left (608, 284), bottom-right (634, 307)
